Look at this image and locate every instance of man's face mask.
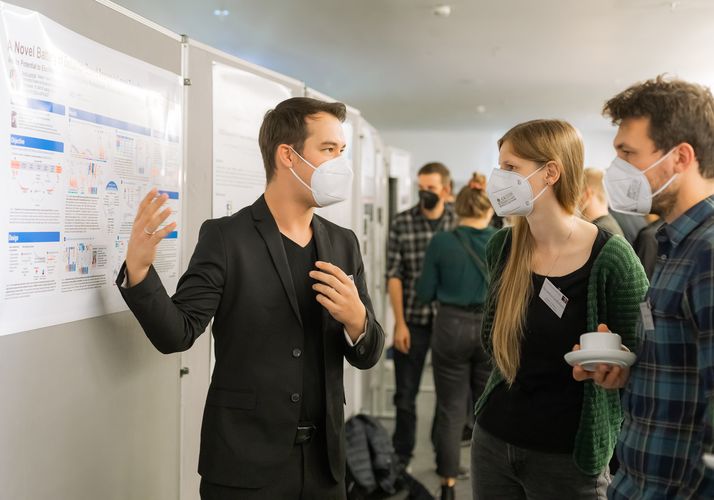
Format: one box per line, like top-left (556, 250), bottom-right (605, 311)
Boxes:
top-left (603, 148), bottom-right (676, 215)
top-left (418, 190), bottom-right (440, 210)
top-left (289, 147), bottom-right (353, 207)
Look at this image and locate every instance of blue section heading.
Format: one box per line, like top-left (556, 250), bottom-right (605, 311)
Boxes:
top-left (158, 190), bottom-right (179, 200)
top-left (69, 108), bottom-right (151, 137)
top-left (165, 231), bottom-right (178, 239)
top-left (10, 135), bottom-right (64, 153)
top-left (23, 98), bottom-right (66, 115)
top-left (8, 232), bottom-right (61, 244)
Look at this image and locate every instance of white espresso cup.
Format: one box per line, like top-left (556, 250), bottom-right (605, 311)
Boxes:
top-left (579, 332), bottom-right (622, 351)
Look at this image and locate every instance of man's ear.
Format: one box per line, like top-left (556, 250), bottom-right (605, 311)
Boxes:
top-left (275, 144), bottom-right (294, 171)
top-left (672, 142), bottom-right (696, 175)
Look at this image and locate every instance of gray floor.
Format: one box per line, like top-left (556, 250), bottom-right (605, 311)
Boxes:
top-left (380, 364), bottom-right (473, 500)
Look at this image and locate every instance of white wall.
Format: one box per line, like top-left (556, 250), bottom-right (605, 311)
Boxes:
top-left (382, 127), bottom-right (618, 188)
top-left (582, 128), bottom-right (617, 170)
top-left (381, 129), bottom-right (501, 189)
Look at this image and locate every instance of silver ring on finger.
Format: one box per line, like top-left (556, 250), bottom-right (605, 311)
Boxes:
top-left (143, 227), bottom-right (156, 236)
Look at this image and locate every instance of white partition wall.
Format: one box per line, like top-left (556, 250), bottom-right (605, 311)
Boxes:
top-left (389, 147), bottom-right (415, 212)
top-left (370, 146), bottom-right (414, 417)
top-left (359, 120), bottom-right (390, 415)
top-left (211, 62), bottom-right (300, 218)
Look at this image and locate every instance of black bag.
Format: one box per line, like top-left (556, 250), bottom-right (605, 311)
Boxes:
top-left (345, 414), bottom-right (434, 500)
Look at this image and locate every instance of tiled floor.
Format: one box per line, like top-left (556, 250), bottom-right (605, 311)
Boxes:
top-left (380, 365), bottom-right (473, 500)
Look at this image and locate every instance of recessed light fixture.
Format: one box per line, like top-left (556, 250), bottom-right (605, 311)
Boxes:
top-left (213, 9), bottom-right (230, 17)
top-left (433, 5), bottom-right (452, 17)
top-left (476, 105), bottom-right (486, 114)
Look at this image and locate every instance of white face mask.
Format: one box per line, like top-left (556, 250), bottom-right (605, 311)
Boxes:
top-left (289, 147), bottom-right (353, 207)
top-left (603, 149), bottom-right (677, 215)
top-left (486, 166), bottom-right (548, 217)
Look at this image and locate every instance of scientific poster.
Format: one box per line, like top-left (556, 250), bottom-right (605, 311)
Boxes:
top-left (212, 62), bottom-right (292, 217)
top-left (0, 2), bottom-right (183, 335)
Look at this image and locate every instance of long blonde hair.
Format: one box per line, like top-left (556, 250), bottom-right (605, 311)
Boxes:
top-left (491, 120), bottom-right (584, 384)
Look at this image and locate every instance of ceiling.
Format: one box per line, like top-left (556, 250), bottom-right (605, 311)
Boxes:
top-left (112, 0), bottom-right (714, 132)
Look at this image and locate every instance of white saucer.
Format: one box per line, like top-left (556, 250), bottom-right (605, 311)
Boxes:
top-left (704, 453), bottom-right (714, 469)
top-left (564, 349), bottom-right (636, 372)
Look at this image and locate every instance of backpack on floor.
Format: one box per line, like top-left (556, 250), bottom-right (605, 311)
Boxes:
top-left (345, 414), bottom-right (434, 500)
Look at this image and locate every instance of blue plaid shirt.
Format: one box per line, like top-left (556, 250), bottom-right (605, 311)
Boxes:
top-left (611, 196), bottom-right (714, 499)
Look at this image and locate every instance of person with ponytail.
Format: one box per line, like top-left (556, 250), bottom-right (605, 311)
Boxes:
top-left (470, 120), bottom-right (648, 499)
top-left (416, 173), bottom-right (495, 500)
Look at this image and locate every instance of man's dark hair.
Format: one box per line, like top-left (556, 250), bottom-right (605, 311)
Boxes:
top-left (417, 162), bottom-right (451, 188)
top-left (259, 97), bottom-right (347, 182)
top-left (603, 75), bottom-right (714, 178)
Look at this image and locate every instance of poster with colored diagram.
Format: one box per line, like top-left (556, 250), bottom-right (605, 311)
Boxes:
top-left (0, 2), bottom-right (183, 335)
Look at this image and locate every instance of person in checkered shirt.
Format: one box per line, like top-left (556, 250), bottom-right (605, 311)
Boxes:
top-left (575, 76), bottom-right (714, 499)
top-left (386, 162), bottom-right (458, 467)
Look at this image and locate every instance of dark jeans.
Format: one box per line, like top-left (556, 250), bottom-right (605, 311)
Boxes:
top-left (471, 423), bottom-right (610, 500)
top-left (392, 322), bottom-right (432, 463)
top-left (199, 429), bottom-right (344, 500)
top-left (431, 305), bottom-right (490, 478)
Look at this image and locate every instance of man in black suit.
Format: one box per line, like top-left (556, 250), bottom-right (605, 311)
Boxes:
top-left (117, 97), bottom-right (385, 499)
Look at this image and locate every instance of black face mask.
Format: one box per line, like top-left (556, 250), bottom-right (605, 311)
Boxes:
top-left (419, 190), bottom-right (440, 210)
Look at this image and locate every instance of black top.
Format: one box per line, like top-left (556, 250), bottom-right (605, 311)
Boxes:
top-left (282, 234), bottom-right (326, 426)
top-left (633, 219), bottom-right (665, 280)
top-left (478, 229), bottom-right (609, 453)
top-left (427, 216), bottom-right (443, 231)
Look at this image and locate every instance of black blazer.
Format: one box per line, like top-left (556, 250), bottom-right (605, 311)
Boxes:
top-left (116, 195), bottom-right (385, 488)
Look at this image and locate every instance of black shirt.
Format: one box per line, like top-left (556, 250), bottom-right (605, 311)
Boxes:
top-left (478, 229), bottom-right (609, 453)
top-left (281, 235), bottom-right (325, 426)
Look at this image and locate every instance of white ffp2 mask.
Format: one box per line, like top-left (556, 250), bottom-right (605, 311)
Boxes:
top-left (603, 149), bottom-right (677, 215)
top-left (486, 166), bottom-right (548, 217)
top-left (289, 147), bottom-right (353, 207)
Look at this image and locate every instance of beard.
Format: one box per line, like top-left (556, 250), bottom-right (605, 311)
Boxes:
top-left (650, 186), bottom-right (678, 217)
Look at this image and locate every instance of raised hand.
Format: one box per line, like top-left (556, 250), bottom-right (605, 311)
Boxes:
top-left (125, 188), bottom-right (177, 286)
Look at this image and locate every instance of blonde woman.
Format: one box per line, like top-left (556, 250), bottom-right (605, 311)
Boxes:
top-left (416, 173), bottom-right (495, 500)
top-left (471, 120), bottom-right (648, 499)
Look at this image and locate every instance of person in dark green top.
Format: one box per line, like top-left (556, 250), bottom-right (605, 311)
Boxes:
top-left (417, 173), bottom-right (495, 500)
top-left (471, 120), bottom-right (648, 500)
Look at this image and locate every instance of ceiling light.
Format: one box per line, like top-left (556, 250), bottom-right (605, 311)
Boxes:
top-left (433, 5), bottom-right (452, 17)
top-left (476, 105), bottom-right (486, 114)
top-left (213, 9), bottom-right (229, 17)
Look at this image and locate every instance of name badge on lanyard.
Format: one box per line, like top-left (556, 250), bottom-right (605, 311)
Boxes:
top-left (539, 277), bottom-right (569, 318)
top-left (640, 299), bottom-right (655, 331)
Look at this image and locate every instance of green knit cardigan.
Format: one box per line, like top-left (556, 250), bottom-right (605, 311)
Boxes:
top-left (473, 227), bottom-right (649, 475)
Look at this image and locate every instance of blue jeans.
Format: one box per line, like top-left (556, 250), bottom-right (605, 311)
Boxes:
top-left (392, 322), bottom-right (432, 463)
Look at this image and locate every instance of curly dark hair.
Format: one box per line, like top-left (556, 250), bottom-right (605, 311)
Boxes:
top-left (603, 75), bottom-right (714, 178)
